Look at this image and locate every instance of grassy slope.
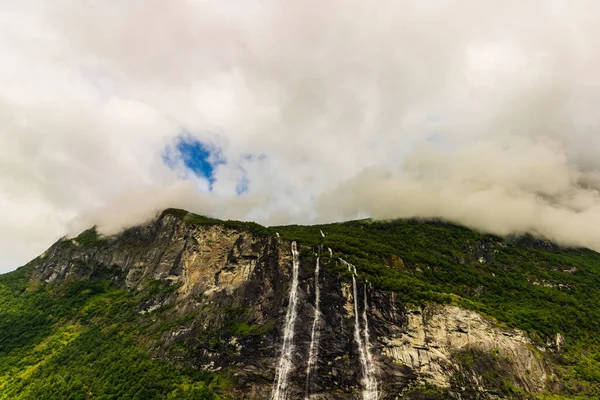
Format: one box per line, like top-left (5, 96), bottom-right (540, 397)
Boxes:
top-left (1, 209), bottom-right (600, 398)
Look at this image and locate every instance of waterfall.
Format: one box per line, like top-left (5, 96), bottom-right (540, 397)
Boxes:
top-left (320, 229), bottom-right (325, 238)
top-left (305, 257), bottom-right (322, 399)
top-left (328, 248), bottom-right (333, 258)
top-left (272, 242), bottom-right (301, 400)
top-left (362, 284), bottom-right (378, 399)
top-left (341, 259), bottom-right (379, 400)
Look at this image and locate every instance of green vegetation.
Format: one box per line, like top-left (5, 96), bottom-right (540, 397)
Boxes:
top-left (403, 383), bottom-right (452, 399)
top-left (163, 208), bottom-right (273, 237)
top-left (0, 262), bottom-right (227, 400)
top-left (72, 227), bottom-right (106, 247)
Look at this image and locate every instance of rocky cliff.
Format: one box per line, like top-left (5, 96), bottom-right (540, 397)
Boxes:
top-left (28, 210), bottom-right (558, 399)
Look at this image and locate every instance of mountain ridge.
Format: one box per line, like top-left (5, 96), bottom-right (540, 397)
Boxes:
top-left (1, 208), bottom-right (600, 399)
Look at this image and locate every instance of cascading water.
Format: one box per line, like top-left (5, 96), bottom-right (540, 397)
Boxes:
top-left (272, 242), bottom-right (301, 400)
top-left (328, 248), bottom-right (333, 258)
top-left (363, 284), bottom-right (378, 399)
top-left (320, 229), bottom-right (326, 238)
top-left (305, 257), bottom-right (322, 399)
top-left (341, 259), bottom-right (379, 400)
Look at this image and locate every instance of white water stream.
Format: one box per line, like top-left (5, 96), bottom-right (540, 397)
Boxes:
top-left (271, 246), bottom-right (378, 399)
top-left (272, 242), bottom-right (301, 400)
top-left (305, 257), bottom-right (322, 399)
top-left (341, 259), bottom-right (379, 400)
top-left (362, 284), bottom-right (378, 400)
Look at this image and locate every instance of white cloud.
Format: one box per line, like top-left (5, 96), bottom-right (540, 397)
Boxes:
top-left (2, 0), bottom-right (600, 271)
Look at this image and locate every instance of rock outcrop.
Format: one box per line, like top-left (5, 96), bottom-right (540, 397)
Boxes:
top-left (380, 305), bottom-right (548, 393)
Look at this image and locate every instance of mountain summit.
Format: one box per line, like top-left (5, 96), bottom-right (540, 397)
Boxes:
top-left (1, 209), bottom-right (599, 399)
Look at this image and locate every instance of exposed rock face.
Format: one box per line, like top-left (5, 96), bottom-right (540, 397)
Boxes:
top-left (34, 214), bottom-right (273, 298)
top-left (32, 213), bottom-right (552, 399)
top-left (380, 305), bottom-right (548, 392)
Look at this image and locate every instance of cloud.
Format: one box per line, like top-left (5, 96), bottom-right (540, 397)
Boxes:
top-left (316, 136), bottom-right (600, 250)
top-left (67, 180), bottom-right (271, 237)
top-left (2, 0), bottom-right (600, 271)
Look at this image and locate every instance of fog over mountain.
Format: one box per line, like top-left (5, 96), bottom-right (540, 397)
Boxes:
top-left (2, 0), bottom-right (600, 271)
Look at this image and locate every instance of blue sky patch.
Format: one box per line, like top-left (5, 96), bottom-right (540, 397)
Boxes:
top-left (163, 135), bottom-right (226, 190)
top-left (163, 135), bottom-right (267, 194)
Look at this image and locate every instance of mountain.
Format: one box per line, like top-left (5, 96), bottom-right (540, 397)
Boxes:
top-left (1, 208), bottom-right (600, 399)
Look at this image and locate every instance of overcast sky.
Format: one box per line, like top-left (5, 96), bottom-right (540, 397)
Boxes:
top-left (2, 1), bottom-right (600, 272)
